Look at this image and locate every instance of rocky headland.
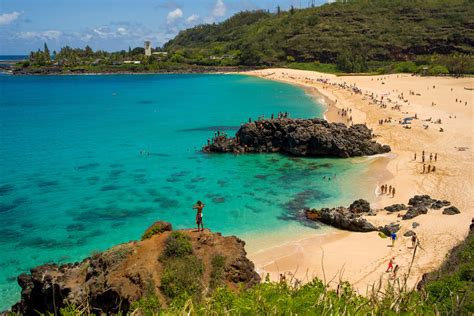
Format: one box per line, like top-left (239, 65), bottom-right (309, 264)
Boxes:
top-left (203, 118), bottom-right (391, 158)
top-left (9, 221), bottom-right (260, 315)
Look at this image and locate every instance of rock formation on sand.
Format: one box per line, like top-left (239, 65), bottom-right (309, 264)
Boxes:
top-left (203, 118), bottom-right (391, 158)
top-left (10, 221), bottom-right (260, 315)
top-left (306, 195), bottom-right (458, 233)
top-left (305, 200), bottom-right (377, 232)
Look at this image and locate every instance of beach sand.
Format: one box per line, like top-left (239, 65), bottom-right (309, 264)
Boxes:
top-left (242, 69), bottom-right (474, 293)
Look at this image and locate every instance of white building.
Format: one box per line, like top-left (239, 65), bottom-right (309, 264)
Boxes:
top-left (144, 41), bottom-right (152, 56)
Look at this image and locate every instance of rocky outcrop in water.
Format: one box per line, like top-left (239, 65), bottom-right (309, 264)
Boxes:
top-left (203, 118), bottom-right (391, 158)
top-left (10, 222), bottom-right (260, 315)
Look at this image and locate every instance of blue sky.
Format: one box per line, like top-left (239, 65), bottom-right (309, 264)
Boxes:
top-left (0, 0), bottom-right (328, 55)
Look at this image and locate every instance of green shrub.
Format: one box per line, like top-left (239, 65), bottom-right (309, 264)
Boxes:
top-left (130, 295), bottom-right (161, 315)
top-left (162, 232), bottom-right (193, 258)
top-left (428, 65), bottom-right (449, 75)
top-left (160, 255), bottom-right (204, 302)
top-left (58, 303), bottom-right (84, 315)
top-left (209, 254), bottom-right (226, 291)
top-left (393, 61), bottom-right (418, 73)
top-left (141, 226), bottom-right (166, 241)
top-left (286, 62), bottom-right (340, 74)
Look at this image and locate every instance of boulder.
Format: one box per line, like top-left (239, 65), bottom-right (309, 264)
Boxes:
top-left (306, 207), bottom-right (377, 232)
top-left (379, 222), bottom-right (401, 236)
top-left (408, 195), bottom-right (435, 207)
top-left (404, 230), bottom-right (416, 237)
top-left (142, 221), bottom-right (172, 240)
top-left (430, 200), bottom-right (451, 209)
top-left (412, 222), bottom-right (420, 229)
top-left (203, 118), bottom-right (391, 158)
top-left (402, 206), bottom-right (428, 220)
top-left (442, 206), bottom-right (460, 215)
top-left (384, 204), bottom-right (407, 212)
top-left (349, 199), bottom-right (371, 213)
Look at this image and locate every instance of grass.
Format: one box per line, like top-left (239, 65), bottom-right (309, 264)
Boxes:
top-left (209, 254), bottom-right (226, 291)
top-left (159, 231), bottom-right (204, 304)
top-left (161, 231), bottom-right (193, 258)
top-left (141, 226), bottom-right (167, 241)
top-left (29, 231), bottom-right (472, 315)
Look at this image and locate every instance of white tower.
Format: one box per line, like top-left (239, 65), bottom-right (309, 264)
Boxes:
top-left (144, 41), bottom-right (152, 56)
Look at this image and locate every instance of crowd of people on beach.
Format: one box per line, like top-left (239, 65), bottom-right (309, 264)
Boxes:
top-left (414, 150), bottom-right (439, 174)
top-left (380, 184), bottom-right (396, 197)
top-left (337, 108), bottom-right (353, 123)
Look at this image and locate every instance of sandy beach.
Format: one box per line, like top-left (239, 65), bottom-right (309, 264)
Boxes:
top-left (243, 69), bottom-right (474, 293)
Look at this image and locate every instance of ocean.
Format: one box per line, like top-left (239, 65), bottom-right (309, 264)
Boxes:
top-left (0, 73), bottom-right (376, 309)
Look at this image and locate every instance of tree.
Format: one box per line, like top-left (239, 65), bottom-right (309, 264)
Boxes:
top-left (85, 45), bottom-right (93, 57)
top-left (444, 53), bottom-right (471, 76)
top-left (290, 5), bottom-right (295, 15)
top-left (336, 50), bottom-right (367, 73)
top-left (43, 43), bottom-right (51, 63)
top-left (277, 5), bottom-right (281, 15)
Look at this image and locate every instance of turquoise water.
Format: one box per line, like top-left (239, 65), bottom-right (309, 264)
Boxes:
top-left (0, 74), bottom-right (372, 309)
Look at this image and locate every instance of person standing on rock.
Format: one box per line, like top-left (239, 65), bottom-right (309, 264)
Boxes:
top-left (193, 200), bottom-right (205, 232)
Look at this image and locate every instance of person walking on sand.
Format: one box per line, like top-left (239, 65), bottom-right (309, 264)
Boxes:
top-left (390, 232), bottom-right (397, 247)
top-left (386, 257), bottom-right (395, 272)
top-left (392, 187), bottom-right (396, 198)
top-left (414, 153), bottom-right (417, 161)
top-left (422, 164), bottom-right (426, 174)
top-left (193, 200), bottom-right (205, 232)
top-left (411, 232), bottom-right (417, 248)
top-left (435, 153), bottom-right (437, 162)
top-left (392, 264), bottom-right (400, 279)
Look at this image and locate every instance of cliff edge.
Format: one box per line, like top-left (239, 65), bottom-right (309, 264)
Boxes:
top-left (10, 221), bottom-right (260, 315)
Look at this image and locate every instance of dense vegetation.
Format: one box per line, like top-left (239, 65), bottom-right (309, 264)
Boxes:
top-left (25, 230), bottom-right (470, 315)
top-left (17, 0), bottom-right (473, 75)
top-left (165, 0), bottom-right (474, 74)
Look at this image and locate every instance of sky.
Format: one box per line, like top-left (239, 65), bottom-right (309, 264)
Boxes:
top-left (0, 0), bottom-right (329, 55)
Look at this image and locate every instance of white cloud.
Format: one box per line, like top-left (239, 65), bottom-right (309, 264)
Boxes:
top-left (186, 14), bottom-right (199, 24)
top-left (117, 27), bottom-right (128, 35)
top-left (212, 0), bottom-right (226, 18)
top-left (18, 30), bottom-right (62, 40)
top-left (0, 11), bottom-right (21, 26)
top-left (167, 8), bottom-right (183, 24)
top-left (81, 34), bottom-right (93, 42)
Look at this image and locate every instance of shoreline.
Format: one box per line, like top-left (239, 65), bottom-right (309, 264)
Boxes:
top-left (242, 68), bottom-right (474, 293)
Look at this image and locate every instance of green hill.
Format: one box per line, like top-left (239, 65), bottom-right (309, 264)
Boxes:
top-left (164, 0), bottom-right (474, 72)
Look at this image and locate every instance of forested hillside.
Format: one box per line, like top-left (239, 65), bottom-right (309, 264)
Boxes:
top-left (164, 0), bottom-right (474, 69)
